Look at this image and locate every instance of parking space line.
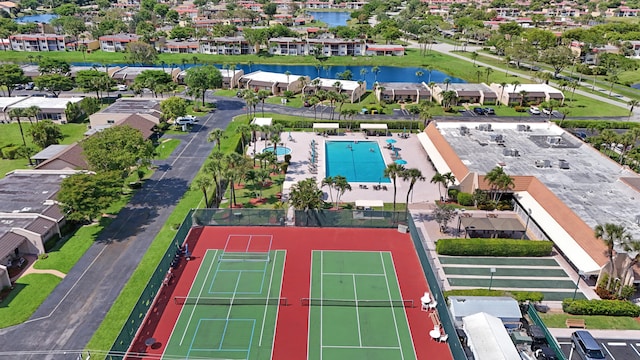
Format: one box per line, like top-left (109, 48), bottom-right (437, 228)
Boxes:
top-left (630, 344), bottom-right (640, 358)
top-left (608, 342), bottom-right (628, 346)
top-left (602, 343), bottom-right (616, 360)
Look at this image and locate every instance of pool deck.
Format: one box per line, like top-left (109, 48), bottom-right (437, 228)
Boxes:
top-left (253, 131), bottom-right (442, 205)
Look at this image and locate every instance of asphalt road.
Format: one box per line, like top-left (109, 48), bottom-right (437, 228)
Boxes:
top-left (0, 97), bottom-right (244, 359)
top-left (558, 337), bottom-right (640, 360)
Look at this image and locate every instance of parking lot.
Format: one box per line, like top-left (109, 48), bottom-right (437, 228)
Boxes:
top-left (558, 338), bottom-right (640, 360)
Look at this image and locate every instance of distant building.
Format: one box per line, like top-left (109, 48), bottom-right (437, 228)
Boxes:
top-left (89, 98), bottom-right (162, 129)
top-left (239, 71), bottom-right (309, 95)
top-left (99, 34), bottom-right (139, 52)
top-left (305, 78), bottom-right (367, 103)
top-left (364, 44), bottom-right (405, 56)
top-left (489, 83), bottom-right (564, 106)
top-left (199, 37), bottom-right (254, 55)
top-left (374, 82), bottom-right (430, 104)
top-left (432, 83), bottom-right (498, 105)
top-left (159, 40), bottom-right (200, 54)
top-left (9, 34), bottom-right (73, 52)
top-left (0, 96), bottom-right (84, 124)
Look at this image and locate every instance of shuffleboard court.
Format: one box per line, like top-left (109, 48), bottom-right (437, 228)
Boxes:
top-left (307, 250), bottom-right (416, 360)
top-left (162, 248), bottom-right (285, 360)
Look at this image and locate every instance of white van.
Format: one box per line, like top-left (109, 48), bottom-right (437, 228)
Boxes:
top-left (175, 116), bottom-right (195, 125)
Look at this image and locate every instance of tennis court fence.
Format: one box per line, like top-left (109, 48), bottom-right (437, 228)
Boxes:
top-left (300, 298), bottom-right (414, 307)
top-left (174, 296), bottom-right (288, 306)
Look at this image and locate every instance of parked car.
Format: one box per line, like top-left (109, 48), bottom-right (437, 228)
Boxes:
top-left (14, 84), bottom-right (24, 90)
top-left (175, 116), bottom-right (195, 125)
top-left (182, 114), bottom-right (197, 122)
top-left (529, 107), bottom-right (541, 115)
top-left (484, 107), bottom-right (495, 115)
top-left (116, 84), bottom-right (128, 91)
top-left (542, 108), bottom-right (551, 115)
top-left (24, 82), bottom-right (34, 90)
top-left (571, 331), bottom-right (606, 360)
top-left (473, 107), bottom-right (485, 115)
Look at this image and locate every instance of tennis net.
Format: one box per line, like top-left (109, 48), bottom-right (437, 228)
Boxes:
top-left (174, 296), bottom-right (288, 306)
top-left (300, 298), bottom-right (414, 307)
top-left (218, 251), bottom-right (270, 262)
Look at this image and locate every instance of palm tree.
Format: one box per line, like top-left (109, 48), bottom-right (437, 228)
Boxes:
top-left (25, 105), bottom-right (41, 124)
top-left (257, 89), bottom-right (270, 116)
top-left (471, 51), bottom-right (479, 66)
top-left (485, 67), bottom-right (493, 83)
top-left (289, 178), bottom-right (324, 224)
top-left (321, 176), bottom-right (335, 207)
top-left (511, 80), bottom-right (521, 106)
top-left (360, 68), bottom-right (368, 81)
top-left (498, 82), bottom-right (508, 106)
top-left (442, 172), bottom-right (456, 194)
top-left (431, 171), bottom-right (446, 200)
top-left (475, 69), bottom-right (483, 83)
top-left (595, 223), bottom-right (632, 291)
top-left (192, 56), bottom-right (199, 65)
top-left (372, 66), bottom-right (380, 82)
top-left (628, 99), bottom-right (638, 121)
top-left (193, 175), bottom-right (213, 207)
top-left (426, 65), bottom-right (433, 83)
top-left (8, 108), bottom-right (32, 166)
top-left (206, 151), bottom-right (225, 205)
top-left (401, 168), bottom-right (425, 219)
top-left (519, 90), bottom-right (528, 107)
top-left (333, 175), bottom-right (351, 209)
top-left (384, 163), bottom-right (405, 213)
top-left (284, 70), bottom-right (291, 87)
top-left (415, 71), bottom-right (424, 82)
top-left (208, 128), bottom-right (226, 151)
top-left (485, 166), bottom-right (514, 203)
top-left (443, 78), bottom-right (451, 91)
top-left (235, 123), bottom-right (251, 151)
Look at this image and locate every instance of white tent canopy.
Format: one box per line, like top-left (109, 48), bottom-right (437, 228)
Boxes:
top-left (360, 123), bottom-right (388, 130)
top-left (313, 123), bottom-right (339, 129)
top-left (463, 312), bottom-right (520, 360)
top-left (252, 117), bottom-right (273, 127)
top-left (355, 200), bottom-right (384, 208)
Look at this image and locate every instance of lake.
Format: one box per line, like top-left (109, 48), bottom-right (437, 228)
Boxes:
top-left (307, 11), bottom-right (351, 27)
top-left (16, 14), bottom-right (58, 24)
top-left (72, 63), bottom-right (466, 89)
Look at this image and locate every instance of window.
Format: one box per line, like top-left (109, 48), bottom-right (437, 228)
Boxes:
top-left (107, 120), bottom-right (115, 124)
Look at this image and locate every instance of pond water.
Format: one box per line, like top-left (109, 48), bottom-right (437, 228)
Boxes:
top-left (631, 83), bottom-right (640, 90)
top-left (16, 14), bottom-right (59, 23)
top-left (73, 63), bottom-right (466, 89)
top-left (307, 11), bottom-right (351, 27)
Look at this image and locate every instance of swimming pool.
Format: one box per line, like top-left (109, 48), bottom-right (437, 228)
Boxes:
top-left (325, 141), bottom-right (390, 183)
top-left (262, 146), bottom-right (291, 155)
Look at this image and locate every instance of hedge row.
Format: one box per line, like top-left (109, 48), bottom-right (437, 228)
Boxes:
top-left (555, 120), bottom-right (640, 130)
top-left (436, 238), bottom-right (554, 257)
top-left (273, 118), bottom-right (423, 131)
top-left (562, 299), bottom-right (640, 317)
top-left (444, 289), bottom-right (544, 303)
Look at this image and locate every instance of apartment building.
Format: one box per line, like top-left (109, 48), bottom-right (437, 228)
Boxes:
top-left (99, 34), bottom-right (140, 52)
top-left (9, 34), bottom-right (72, 52)
top-left (200, 36), bottom-right (255, 55)
top-left (160, 40), bottom-right (200, 54)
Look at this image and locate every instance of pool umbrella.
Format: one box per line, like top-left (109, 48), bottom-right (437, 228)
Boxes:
top-left (395, 159), bottom-right (407, 165)
top-left (386, 139), bottom-right (397, 144)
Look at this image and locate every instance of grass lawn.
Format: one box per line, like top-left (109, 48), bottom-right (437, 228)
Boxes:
top-left (154, 139), bottom-right (181, 160)
top-left (224, 172), bottom-right (285, 208)
top-left (0, 123), bottom-right (87, 178)
top-left (539, 313), bottom-right (640, 330)
top-left (0, 274), bottom-right (62, 328)
top-left (265, 95), bottom-right (303, 108)
top-left (213, 89), bottom-right (239, 97)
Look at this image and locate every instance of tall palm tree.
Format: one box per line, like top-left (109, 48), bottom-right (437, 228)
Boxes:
top-left (595, 223), bottom-right (632, 290)
top-left (8, 108), bottom-right (33, 166)
top-left (485, 166), bottom-right (514, 203)
top-left (431, 171), bottom-right (446, 200)
top-left (628, 99), bottom-right (638, 121)
top-left (471, 51), bottom-right (479, 66)
top-left (321, 176), bottom-right (335, 206)
top-left (289, 178), bottom-right (324, 225)
top-left (485, 67), bottom-right (493, 83)
top-left (372, 66), bottom-right (380, 82)
top-left (257, 89), bottom-right (270, 116)
top-left (193, 175), bottom-right (213, 207)
top-left (333, 175), bottom-right (351, 209)
top-left (498, 82), bottom-right (508, 106)
top-left (235, 123), bottom-right (251, 151)
top-left (426, 65), bottom-right (433, 83)
top-left (443, 78), bottom-right (451, 91)
top-left (206, 151), bottom-right (225, 206)
top-left (519, 90), bottom-right (528, 107)
top-left (384, 163), bottom-right (405, 213)
top-left (207, 128), bottom-right (226, 151)
top-left (25, 105), bottom-right (41, 124)
top-left (401, 168), bottom-right (425, 219)
top-left (511, 80), bottom-right (521, 106)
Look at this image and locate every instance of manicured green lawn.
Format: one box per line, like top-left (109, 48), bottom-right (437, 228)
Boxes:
top-left (224, 173), bottom-right (285, 209)
top-left (265, 95), bottom-right (303, 108)
top-left (154, 139), bottom-right (181, 160)
top-left (539, 313), bottom-right (640, 330)
top-left (213, 89), bottom-right (239, 97)
top-left (0, 274), bottom-right (62, 328)
top-left (0, 123), bottom-right (87, 178)
top-left (34, 222), bottom-right (103, 274)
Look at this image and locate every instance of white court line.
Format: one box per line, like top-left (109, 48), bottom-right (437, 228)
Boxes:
top-left (323, 272), bottom-right (385, 277)
top-left (270, 250), bottom-right (286, 360)
top-left (380, 252), bottom-right (405, 360)
top-left (352, 274), bottom-right (363, 347)
top-left (389, 252), bottom-right (419, 360)
top-left (320, 250), bottom-right (324, 360)
top-left (179, 250), bottom-right (218, 346)
top-left (218, 273), bottom-right (242, 342)
top-left (306, 251), bottom-right (315, 360)
top-left (322, 345), bottom-right (401, 350)
top-left (602, 343), bottom-right (616, 360)
top-left (259, 250), bottom-right (278, 346)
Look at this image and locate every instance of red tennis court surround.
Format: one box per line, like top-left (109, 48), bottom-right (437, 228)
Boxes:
top-left (128, 226), bottom-right (453, 360)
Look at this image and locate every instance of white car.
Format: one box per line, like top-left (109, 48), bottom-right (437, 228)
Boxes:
top-left (175, 116), bottom-right (196, 125)
top-left (182, 115), bottom-right (197, 122)
top-left (529, 107), bottom-right (541, 115)
top-left (116, 84), bottom-right (128, 91)
top-left (542, 108), bottom-right (551, 115)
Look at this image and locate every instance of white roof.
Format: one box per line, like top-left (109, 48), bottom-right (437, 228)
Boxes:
top-left (242, 70), bottom-right (305, 84)
top-left (9, 97), bottom-right (84, 110)
top-left (313, 78), bottom-right (361, 91)
top-left (355, 200), bottom-right (384, 208)
top-left (498, 83), bottom-right (563, 94)
top-left (449, 296), bottom-right (521, 321)
top-left (0, 97), bottom-right (27, 108)
top-left (516, 191), bottom-right (602, 275)
top-left (313, 123), bottom-right (339, 129)
top-left (417, 132), bottom-right (455, 181)
top-left (252, 117), bottom-right (273, 127)
top-left (360, 123), bottom-right (388, 130)
top-left (463, 312), bottom-right (520, 360)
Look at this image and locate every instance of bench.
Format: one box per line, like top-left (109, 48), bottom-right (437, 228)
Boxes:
top-left (565, 318), bottom-right (586, 328)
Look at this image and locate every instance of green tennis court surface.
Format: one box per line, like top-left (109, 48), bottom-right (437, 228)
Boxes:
top-left (307, 251), bottom-right (416, 360)
top-left (162, 249), bottom-right (285, 360)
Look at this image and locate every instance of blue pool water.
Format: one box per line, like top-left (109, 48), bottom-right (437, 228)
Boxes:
top-left (263, 146), bottom-right (291, 155)
top-left (16, 14), bottom-right (58, 23)
top-left (325, 141), bottom-right (390, 183)
top-left (307, 11), bottom-right (351, 27)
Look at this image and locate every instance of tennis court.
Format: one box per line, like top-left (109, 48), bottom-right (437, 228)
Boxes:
top-left (307, 250), bottom-right (416, 360)
top-left (162, 234), bottom-right (285, 360)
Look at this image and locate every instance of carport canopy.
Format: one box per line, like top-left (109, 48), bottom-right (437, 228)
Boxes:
top-left (360, 123), bottom-right (388, 130)
top-left (355, 200), bottom-right (384, 208)
top-left (313, 123), bottom-right (339, 130)
top-left (461, 217), bottom-right (525, 232)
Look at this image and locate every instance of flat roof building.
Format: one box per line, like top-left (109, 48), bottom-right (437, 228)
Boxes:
top-left (89, 98), bottom-right (162, 128)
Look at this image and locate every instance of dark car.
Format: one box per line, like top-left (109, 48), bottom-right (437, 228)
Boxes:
top-left (484, 107), bottom-right (495, 115)
top-left (473, 107), bottom-right (485, 115)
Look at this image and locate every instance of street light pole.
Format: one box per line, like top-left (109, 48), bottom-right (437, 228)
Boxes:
top-left (522, 208), bottom-right (532, 239)
top-left (489, 267), bottom-right (496, 290)
top-left (572, 271), bottom-right (585, 300)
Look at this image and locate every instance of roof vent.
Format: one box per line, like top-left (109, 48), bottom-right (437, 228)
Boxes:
top-left (459, 126), bottom-right (469, 136)
top-left (516, 124), bottom-right (531, 132)
top-left (490, 134), bottom-right (505, 144)
top-left (558, 159), bottom-right (570, 169)
top-left (546, 136), bottom-right (563, 146)
top-left (477, 124), bottom-right (492, 132)
top-left (503, 148), bottom-right (520, 157)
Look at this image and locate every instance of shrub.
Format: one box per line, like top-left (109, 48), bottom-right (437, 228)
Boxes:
top-left (284, 154), bottom-right (291, 163)
top-left (562, 299), bottom-right (640, 317)
top-left (457, 192), bottom-right (474, 206)
top-left (555, 120), bottom-right (639, 130)
top-left (436, 238), bottom-right (554, 257)
top-left (514, 106), bottom-right (526, 112)
top-left (444, 289), bottom-right (544, 303)
top-left (2, 145), bottom-right (19, 159)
